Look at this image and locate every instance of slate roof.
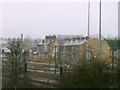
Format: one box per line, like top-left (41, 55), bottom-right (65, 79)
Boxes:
top-left (37, 39), bottom-right (52, 45)
top-left (107, 40), bottom-right (120, 50)
top-left (58, 35), bottom-right (83, 39)
top-left (62, 39), bottom-right (87, 46)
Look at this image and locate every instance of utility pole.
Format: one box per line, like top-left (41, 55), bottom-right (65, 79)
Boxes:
top-left (87, 0), bottom-right (90, 60)
top-left (99, 0), bottom-right (102, 62)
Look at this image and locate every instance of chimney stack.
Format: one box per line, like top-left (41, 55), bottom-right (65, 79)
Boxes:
top-left (21, 34), bottom-right (23, 42)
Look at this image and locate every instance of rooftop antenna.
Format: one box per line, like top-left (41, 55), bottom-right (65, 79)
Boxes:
top-left (21, 34), bottom-right (23, 42)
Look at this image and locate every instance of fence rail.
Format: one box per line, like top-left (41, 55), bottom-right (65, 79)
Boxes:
top-left (2, 74), bottom-right (61, 88)
top-left (27, 62), bottom-right (55, 68)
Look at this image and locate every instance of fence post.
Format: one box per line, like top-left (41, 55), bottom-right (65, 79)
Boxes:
top-left (24, 51), bottom-right (27, 73)
top-left (68, 45), bottom-right (70, 60)
top-left (112, 49), bottom-right (114, 70)
top-left (59, 46), bottom-right (62, 77)
top-left (54, 46), bottom-right (57, 74)
top-left (60, 67), bottom-right (62, 77)
top-left (84, 43), bottom-right (86, 63)
top-left (112, 49), bottom-right (114, 84)
top-left (48, 45), bottom-right (50, 65)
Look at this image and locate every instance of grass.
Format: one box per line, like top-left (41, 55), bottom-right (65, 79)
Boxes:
top-left (27, 55), bottom-right (72, 67)
top-left (2, 74), bottom-right (54, 88)
top-left (4, 55), bottom-right (118, 88)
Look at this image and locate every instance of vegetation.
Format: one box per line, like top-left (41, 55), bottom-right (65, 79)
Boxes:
top-left (2, 38), bottom-right (31, 88)
top-left (59, 59), bottom-right (118, 88)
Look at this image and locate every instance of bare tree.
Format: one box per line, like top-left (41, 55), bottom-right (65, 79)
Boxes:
top-left (2, 38), bottom-right (25, 87)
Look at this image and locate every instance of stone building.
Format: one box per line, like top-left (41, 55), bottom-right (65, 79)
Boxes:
top-left (78, 38), bottom-right (119, 64)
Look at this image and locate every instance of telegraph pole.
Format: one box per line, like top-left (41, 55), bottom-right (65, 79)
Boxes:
top-left (99, 0), bottom-right (101, 62)
top-left (87, 0), bottom-right (90, 60)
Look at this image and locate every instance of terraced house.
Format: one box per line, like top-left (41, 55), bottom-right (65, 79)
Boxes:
top-left (37, 35), bottom-right (119, 65)
top-left (37, 35), bottom-right (57, 60)
top-left (60, 39), bottom-right (87, 61)
top-left (79, 38), bottom-right (119, 64)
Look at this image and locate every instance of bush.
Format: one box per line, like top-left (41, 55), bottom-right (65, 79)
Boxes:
top-left (60, 59), bottom-right (118, 88)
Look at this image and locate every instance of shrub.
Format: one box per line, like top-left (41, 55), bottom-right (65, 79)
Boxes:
top-left (60, 59), bottom-right (118, 88)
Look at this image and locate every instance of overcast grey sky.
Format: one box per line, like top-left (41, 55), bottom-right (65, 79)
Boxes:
top-left (1, 1), bottom-right (118, 39)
